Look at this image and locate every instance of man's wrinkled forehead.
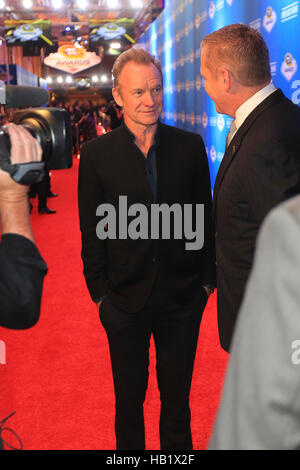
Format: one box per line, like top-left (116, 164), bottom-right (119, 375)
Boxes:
top-left (117, 61), bottom-right (163, 90)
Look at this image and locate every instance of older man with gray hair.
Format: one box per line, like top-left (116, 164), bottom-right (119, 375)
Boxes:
top-left (201, 23), bottom-right (300, 353)
top-left (78, 47), bottom-right (215, 450)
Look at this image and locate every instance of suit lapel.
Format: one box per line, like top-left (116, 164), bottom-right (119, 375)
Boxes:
top-left (212, 89), bottom-right (286, 221)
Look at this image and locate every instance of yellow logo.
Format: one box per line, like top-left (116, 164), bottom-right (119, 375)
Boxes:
top-left (58, 45), bottom-right (85, 59)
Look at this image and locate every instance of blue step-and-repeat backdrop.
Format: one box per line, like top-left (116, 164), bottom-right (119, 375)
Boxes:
top-left (138, 0), bottom-right (300, 189)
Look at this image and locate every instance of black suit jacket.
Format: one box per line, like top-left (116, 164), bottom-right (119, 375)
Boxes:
top-left (78, 121), bottom-right (215, 312)
top-left (0, 234), bottom-right (47, 329)
top-left (213, 89), bottom-right (300, 351)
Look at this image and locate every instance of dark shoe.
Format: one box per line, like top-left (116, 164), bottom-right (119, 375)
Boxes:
top-left (38, 207), bottom-right (56, 214)
top-left (48, 192), bottom-right (58, 197)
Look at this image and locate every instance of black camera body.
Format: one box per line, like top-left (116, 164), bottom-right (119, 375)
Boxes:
top-left (0, 86), bottom-right (73, 185)
top-left (13, 107), bottom-right (73, 170)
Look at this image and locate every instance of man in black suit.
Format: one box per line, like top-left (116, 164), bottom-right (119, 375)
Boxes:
top-left (78, 48), bottom-right (215, 450)
top-left (200, 24), bottom-right (300, 352)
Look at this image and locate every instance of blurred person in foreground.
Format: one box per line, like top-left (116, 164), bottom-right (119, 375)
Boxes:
top-left (78, 48), bottom-right (215, 450)
top-left (0, 124), bottom-right (47, 329)
top-left (201, 24), bottom-right (300, 352)
top-left (209, 194), bottom-right (300, 449)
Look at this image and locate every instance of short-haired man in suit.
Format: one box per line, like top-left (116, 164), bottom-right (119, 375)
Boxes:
top-left (200, 24), bottom-right (300, 353)
top-left (78, 48), bottom-right (215, 450)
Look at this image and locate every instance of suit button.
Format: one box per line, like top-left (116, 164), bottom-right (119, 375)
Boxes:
top-left (215, 231), bottom-right (218, 237)
top-left (152, 257), bottom-right (157, 263)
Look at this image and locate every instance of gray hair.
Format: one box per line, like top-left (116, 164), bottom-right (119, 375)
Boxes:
top-left (201, 23), bottom-right (271, 87)
top-left (112, 47), bottom-right (163, 89)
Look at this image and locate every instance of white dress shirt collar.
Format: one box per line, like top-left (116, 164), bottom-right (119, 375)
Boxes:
top-left (235, 82), bottom-right (277, 131)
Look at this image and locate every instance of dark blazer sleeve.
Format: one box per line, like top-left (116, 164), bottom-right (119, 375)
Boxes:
top-left (244, 136), bottom-right (300, 225)
top-left (195, 135), bottom-right (216, 286)
top-left (0, 234), bottom-right (47, 329)
top-left (78, 141), bottom-right (107, 302)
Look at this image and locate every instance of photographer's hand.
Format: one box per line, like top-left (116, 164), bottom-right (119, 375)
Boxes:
top-left (0, 124), bottom-right (42, 242)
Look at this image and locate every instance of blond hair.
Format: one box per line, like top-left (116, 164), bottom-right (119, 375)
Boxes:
top-left (112, 47), bottom-right (163, 89)
top-left (201, 24), bottom-right (271, 86)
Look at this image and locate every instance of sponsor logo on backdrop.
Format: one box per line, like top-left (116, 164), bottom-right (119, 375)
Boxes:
top-left (249, 18), bottom-right (261, 31)
top-left (208, 0), bottom-right (225, 20)
top-left (196, 76), bottom-right (202, 91)
top-left (217, 152), bottom-right (224, 162)
top-left (210, 146), bottom-right (217, 163)
top-left (217, 115), bottom-right (225, 132)
top-left (209, 116), bottom-right (217, 127)
top-left (208, 1), bottom-right (216, 19)
top-left (195, 10), bottom-right (208, 27)
top-left (202, 112), bottom-right (208, 128)
top-left (270, 61), bottom-right (277, 77)
top-left (292, 80), bottom-right (300, 104)
top-left (281, 1), bottom-right (299, 23)
top-left (190, 112), bottom-right (195, 126)
top-left (263, 6), bottom-right (277, 32)
top-left (181, 110), bottom-right (186, 123)
top-left (281, 53), bottom-right (298, 81)
top-left (226, 0), bottom-right (234, 5)
top-left (190, 50), bottom-right (195, 64)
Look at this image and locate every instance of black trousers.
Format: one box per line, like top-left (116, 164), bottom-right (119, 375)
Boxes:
top-left (30, 170), bottom-right (51, 210)
top-left (99, 281), bottom-right (207, 450)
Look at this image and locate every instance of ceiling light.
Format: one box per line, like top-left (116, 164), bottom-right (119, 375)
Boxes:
top-left (0, 0), bottom-right (6, 9)
top-left (130, 0), bottom-right (142, 7)
top-left (46, 77), bottom-right (52, 83)
top-left (77, 0), bottom-right (87, 9)
top-left (92, 75), bottom-right (98, 83)
top-left (66, 76), bottom-right (73, 83)
top-left (101, 75), bottom-right (108, 82)
top-left (51, 0), bottom-right (63, 8)
top-left (57, 76), bottom-right (63, 83)
top-left (23, 0), bottom-right (32, 8)
top-left (110, 42), bottom-right (121, 49)
top-left (108, 0), bottom-right (118, 8)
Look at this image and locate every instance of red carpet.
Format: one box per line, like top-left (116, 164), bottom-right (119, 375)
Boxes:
top-left (0, 159), bottom-right (228, 450)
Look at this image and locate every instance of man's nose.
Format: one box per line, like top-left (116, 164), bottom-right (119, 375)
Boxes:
top-left (144, 91), bottom-right (156, 106)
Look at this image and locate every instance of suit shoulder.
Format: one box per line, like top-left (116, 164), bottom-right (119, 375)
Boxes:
top-left (160, 123), bottom-right (204, 144)
top-left (81, 126), bottom-right (121, 151)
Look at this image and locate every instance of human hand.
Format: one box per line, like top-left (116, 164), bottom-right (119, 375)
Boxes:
top-left (0, 124), bottom-right (42, 202)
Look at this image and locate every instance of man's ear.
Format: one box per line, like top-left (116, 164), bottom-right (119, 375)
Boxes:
top-left (112, 87), bottom-right (123, 107)
top-left (220, 68), bottom-right (231, 93)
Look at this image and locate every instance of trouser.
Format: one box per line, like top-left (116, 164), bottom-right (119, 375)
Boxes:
top-left (99, 283), bottom-right (207, 450)
top-left (30, 170), bottom-right (51, 210)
